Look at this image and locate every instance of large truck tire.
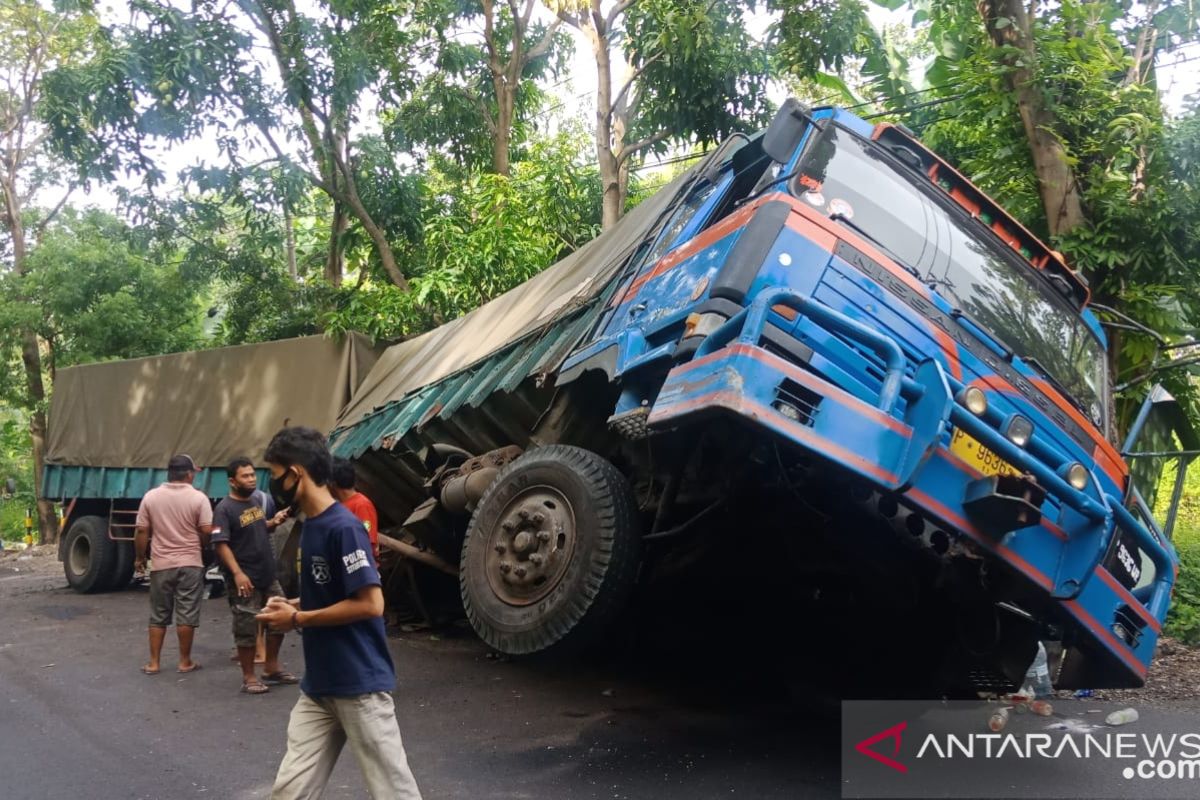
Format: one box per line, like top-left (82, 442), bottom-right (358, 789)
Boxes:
top-left (63, 515), bottom-right (120, 594)
top-left (460, 445), bottom-right (642, 655)
top-left (110, 539), bottom-right (136, 590)
top-left (274, 518), bottom-right (302, 598)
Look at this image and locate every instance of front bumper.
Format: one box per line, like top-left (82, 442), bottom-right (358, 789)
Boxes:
top-left (647, 287), bottom-right (1175, 687)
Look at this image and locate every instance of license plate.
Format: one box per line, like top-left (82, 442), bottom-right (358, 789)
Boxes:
top-left (950, 428), bottom-right (1020, 477)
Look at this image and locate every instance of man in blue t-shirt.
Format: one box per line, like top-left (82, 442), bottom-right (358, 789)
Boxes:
top-left (257, 426), bottom-right (422, 800)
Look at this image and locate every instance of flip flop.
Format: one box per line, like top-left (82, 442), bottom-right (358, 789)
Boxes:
top-left (241, 680), bottom-right (270, 695)
top-left (261, 671), bottom-right (299, 685)
top-left (177, 662), bottom-right (203, 674)
top-left (141, 665), bottom-right (160, 675)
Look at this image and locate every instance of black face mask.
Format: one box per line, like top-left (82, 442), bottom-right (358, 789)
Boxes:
top-left (231, 485), bottom-right (254, 499)
top-left (269, 470), bottom-right (300, 512)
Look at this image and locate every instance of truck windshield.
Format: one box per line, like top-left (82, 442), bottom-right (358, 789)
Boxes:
top-left (792, 124), bottom-right (1107, 427)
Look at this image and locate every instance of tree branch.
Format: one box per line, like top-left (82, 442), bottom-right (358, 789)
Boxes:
top-left (616, 129), bottom-right (670, 164)
top-left (609, 50), bottom-right (661, 119)
top-left (525, 17), bottom-right (563, 64)
top-left (32, 188), bottom-right (73, 241)
top-left (606, 0), bottom-right (642, 29)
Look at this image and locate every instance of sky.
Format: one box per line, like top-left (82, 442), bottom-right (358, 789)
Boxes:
top-left (64, 2), bottom-right (1200, 212)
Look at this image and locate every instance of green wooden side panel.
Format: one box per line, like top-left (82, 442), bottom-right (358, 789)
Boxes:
top-left (42, 465), bottom-right (270, 501)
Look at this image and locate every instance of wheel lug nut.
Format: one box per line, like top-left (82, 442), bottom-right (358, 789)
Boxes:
top-left (494, 544), bottom-right (506, 554)
top-left (515, 566), bottom-right (527, 577)
top-left (499, 561), bottom-right (512, 574)
top-left (518, 509), bottom-right (530, 520)
top-left (529, 553), bottom-right (544, 566)
top-left (501, 520), bottom-right (515, 532)
top-left (537, 531), bottom-right (551, 542)
top-left (532, 512), bottom-right (545, 524)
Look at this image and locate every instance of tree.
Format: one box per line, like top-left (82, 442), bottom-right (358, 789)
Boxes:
top-left (392, 0), bottom-right (571, 176)
top-left (325, 127), bottom-right (602, 339)
top-left (0, 0), bottom-right (97, 543)
top-left (41, 0), bottom-right (422, 289)
top-left (550, 0), bottom-right (771, 228)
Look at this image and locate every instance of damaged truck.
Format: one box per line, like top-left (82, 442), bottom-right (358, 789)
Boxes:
top-left (327, 100), bottom-right (1196, 694)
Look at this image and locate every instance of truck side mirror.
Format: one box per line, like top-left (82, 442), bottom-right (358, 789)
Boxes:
top-left (762, 98), bottom-right (813, 165)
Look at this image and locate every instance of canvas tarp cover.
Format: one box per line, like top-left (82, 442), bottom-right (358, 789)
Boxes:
top-left (46, 333), bottom-right (380, 469)
top-left (336, 171), bottom-right (690, 432)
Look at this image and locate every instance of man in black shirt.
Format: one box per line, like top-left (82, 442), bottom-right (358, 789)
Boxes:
top-left (213, 457), bottom-right (297, 694)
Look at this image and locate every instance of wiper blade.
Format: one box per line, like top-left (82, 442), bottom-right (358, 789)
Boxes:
top-left (1020, 355), bottom-right (1090, 417)
top-left (829, 213), bottom-right (922, 280)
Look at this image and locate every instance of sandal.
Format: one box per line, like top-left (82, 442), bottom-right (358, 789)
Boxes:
top-left (141, 665), bottom-right (160, 675)
top-left (262, 671), bottom-right (299, 685)
top-left (241, 680), bottom-right (270, 695)
top-left (177, 662), bottom-right (202, 674)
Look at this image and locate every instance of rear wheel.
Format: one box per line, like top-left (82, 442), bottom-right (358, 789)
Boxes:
top-left (460, 445), bottom-right (641, 655)
top-left (63, 515), bottom-right (119, 594)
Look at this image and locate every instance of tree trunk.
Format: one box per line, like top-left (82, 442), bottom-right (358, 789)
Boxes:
top-left (980, 0), bottom-right (1085, 237)
top-left (583, 8), bottom-right (622, 229)
top-left (493, 78), bottom-right (514, 177)
top-left (325, 203), bottom-right (347, 287)
top-left (285, 209), bottom-right (297, 280)
top-left (2, 174), bottom-right (57, 544)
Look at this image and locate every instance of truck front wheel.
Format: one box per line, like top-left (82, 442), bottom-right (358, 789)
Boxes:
top-left (63, 515), bottom-right (119, 593)
top-left (460, 445), bottom-right (641, 655)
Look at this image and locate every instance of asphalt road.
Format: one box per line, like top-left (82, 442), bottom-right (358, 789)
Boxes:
top-left (6, 566), bottom-right (1200, 800)
top-left (0, 574), bottom-right (839, 800)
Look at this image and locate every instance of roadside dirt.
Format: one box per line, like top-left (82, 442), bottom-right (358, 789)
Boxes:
top-left (0, 544), bottom-right (66, 597)
top-left (1061, 636), bottom-right (1200, 709)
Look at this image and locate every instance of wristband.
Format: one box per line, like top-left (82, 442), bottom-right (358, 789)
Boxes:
top-left (292, 610), bottom-right (302, 632)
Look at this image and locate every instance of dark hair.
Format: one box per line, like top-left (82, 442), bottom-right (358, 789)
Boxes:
top-left (226, 457), bottom-right (254, 478)
top-left (167, 468), bottom-right (191, 482)
top-left (331, 457), bottom-right (357, 490)
top-left (263, 426), bottom-right (332, 486)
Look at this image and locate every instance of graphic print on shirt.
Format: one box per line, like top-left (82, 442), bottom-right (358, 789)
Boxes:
top-left (343, 548), bottom-right (369, 574)
top-left (238, 505), bottom-right (266, 527)
top-left (311, 556), bottom-right (331, 584)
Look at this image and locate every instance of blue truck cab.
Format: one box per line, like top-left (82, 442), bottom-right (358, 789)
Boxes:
top-left (543, 101), bottom-right (1194, 691)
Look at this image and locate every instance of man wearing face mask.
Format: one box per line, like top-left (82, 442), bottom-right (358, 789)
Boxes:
top-left (256, 427), bottom-right (421, 800)
top-left (212, 457), bottom-right (296, 694)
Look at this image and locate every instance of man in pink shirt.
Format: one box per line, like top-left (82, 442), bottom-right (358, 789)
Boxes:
top-left (134, 454), bottom-right (214, 675)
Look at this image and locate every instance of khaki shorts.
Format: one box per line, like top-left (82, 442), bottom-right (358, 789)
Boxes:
top-left (227, 580), bottom-right (285, 648)
top-left (148, 566), bottom-right (204, 627)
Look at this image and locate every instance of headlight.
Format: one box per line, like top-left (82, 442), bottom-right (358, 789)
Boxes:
top-left (1005, 415), bottom-right (1033, 447)
top-left (958, 386), bottom-right (988, 416)
top-left (1065, 463), bottom-right (1089, 490)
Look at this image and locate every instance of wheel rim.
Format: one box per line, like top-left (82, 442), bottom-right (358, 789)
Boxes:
top-left (69, 533), bottom-right (91, 577)
top-left (483, 485), bottom-right (577, 606)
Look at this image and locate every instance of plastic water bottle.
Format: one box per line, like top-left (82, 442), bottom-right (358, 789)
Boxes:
top-left (988, 707), bottom-right (1010, 732)
top-left (1106, 708), bottom-right (1139, 726)
top-left (1074, 689), bottom-right (1094, 699)
top-left (1030, 699), bottom-right (1054, 716)
top-left (1025, 642), bottom-right (1053, 698)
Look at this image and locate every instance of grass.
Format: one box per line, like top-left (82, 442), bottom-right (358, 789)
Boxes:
top-left (0, 498), bottom-right (35, 546)
top-left (1163, 459), bottom-right (1200, 644)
